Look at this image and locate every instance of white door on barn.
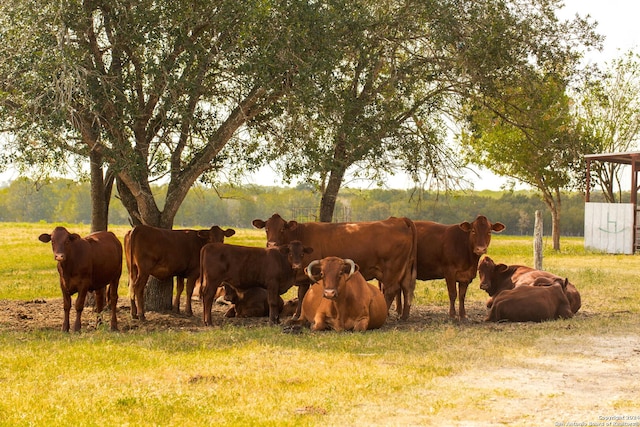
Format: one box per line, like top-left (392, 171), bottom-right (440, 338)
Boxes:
top-left (584, 202), bottom-right (635, 254)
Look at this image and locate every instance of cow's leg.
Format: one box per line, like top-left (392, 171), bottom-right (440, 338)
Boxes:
top-left (108, 279), bottom-right (119, 331)
top-left (61, 290), bottom-right (72, 332)
top-left (353, 316), bottom-right (370, 332)
top-left (202, 291), bottom-right (214, 326)
top-left (293, 283), bottom-right (309, 320)
top-left (94, 287), bottom-right (106, 327)
top-left (173, 277), bottom-right (184, 314)
top-left (73, 288), bottom-right (89, 332)
top-left (458, 282), bottom-right (469, 320)
top-left (184, 277), bottom-right (195, 317)
top-left (267, 285), bottom-right (281, 325)
top-left (131, 273), bottom-right (149, 321)
top-left (445, 276), bottom-right (458, 319)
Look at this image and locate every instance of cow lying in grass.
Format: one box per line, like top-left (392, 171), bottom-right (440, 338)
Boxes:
top-left (293, 257), bottom-right (387, 331)
top-left (478, 256), bottom-right (581, 314)
top-left (485, 279), bottom-right (574, 322)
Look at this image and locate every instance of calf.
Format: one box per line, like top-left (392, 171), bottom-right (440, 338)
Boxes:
top-left (478, 256), bottom-right (581, 313)
top-left (126, 224), bottom-right (235, 321)
top-left (485, 281), bottom-right (574, 322)
top-left (39, 227), bottom-right (122, 332)
top-left (296, 257), bottom-right (387, 331)
top-left (199, 241), bottom-right (313, 325)
top-left (216, 285), bottom-right (298, 319)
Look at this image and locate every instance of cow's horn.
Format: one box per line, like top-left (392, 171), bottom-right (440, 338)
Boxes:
top-left (306, 260), bottom-right (321, 282)
top-left (344, 259), bottom-right (355, 278)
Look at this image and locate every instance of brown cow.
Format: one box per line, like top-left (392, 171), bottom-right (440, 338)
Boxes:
top-left (415, 216), bottom-right (505, 320)
top-left (199, 240), bottom-right (313, 325)
top-left (295, 257), bottom-right (388, 331)
top-left (478, 256), bottom-right (581, 313)
top-left (38, 227), bottom-right (122, 332)
top-left (252, 214), bottom-right (417, 320)
top-left (485, 280), bottom-right (574, 322)
top-left (126, 224), bottom-right (235, 321)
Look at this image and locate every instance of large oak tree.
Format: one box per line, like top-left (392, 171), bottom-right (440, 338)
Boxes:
top-left (0, 0), bottom-right (331, 310)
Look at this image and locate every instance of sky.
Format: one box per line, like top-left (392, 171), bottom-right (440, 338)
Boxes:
top-left (2, 1), bottom-right (639, 190)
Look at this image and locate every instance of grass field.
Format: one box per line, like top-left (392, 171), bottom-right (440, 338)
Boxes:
top-left (0, 222), bottom-right (639, 426)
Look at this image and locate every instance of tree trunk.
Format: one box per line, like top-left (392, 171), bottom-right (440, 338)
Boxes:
top-left (115, 177), bottom-right (174, 313)
top-left (89, 150), bottom-right (109, 233)
top-left (319, 167), bottom-right (347, 222)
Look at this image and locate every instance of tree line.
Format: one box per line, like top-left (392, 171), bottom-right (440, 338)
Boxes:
top-left (0, 178), bottom-right (590, 236)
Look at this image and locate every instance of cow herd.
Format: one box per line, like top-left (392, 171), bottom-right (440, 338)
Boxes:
top-left (38, 213), bottom-right (582, 332)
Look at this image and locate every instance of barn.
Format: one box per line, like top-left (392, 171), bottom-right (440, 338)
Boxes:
top-left (584, 151), bottom-right (640, 254)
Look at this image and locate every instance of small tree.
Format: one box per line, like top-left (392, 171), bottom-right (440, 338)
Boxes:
top-left (461, 72), bottom-right (584, 250)
top-left (575, 51), bottom-right (640, 202)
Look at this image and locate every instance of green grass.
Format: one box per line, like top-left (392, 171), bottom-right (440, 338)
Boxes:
top-left (1, 223), bottom-right (639, 426)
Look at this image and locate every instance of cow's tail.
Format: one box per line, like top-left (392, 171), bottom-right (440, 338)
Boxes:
top-left (125, 227), bottom-right (137, 301)
top-left (400, 217), bottom-right (418, 318)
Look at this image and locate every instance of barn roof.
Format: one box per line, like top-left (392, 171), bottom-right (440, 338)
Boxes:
top-left (584, 151), bottom-right (640, 166)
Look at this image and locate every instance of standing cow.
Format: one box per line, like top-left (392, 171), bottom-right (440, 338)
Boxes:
top-left (477, 256), bottom-right (581, 313)
top-left (199, 240), bottom-right (313, 325)
top-left (295, 257), bottom-right (387, 331)
top-left (252, 214), bottom-right (417, 320)
top-left (415, 215), bottom-right (505, 320)
top-left (39, 227), bottom-right (122, 332)
top-left (126, 224), bottom-right (235, 321)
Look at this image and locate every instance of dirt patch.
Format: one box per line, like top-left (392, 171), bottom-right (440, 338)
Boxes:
top-left (0, 295), bottom-right (491, 333)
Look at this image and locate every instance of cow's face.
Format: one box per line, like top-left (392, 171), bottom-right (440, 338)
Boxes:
top-left (306, 257), bottom-right (358, 300)
top-left (38, 226), bottom-right (80, 262)
top-left (478, 256), bottom-right (496, 293)
top-left (253, 213), bottom-right (298, 247)
top-left (198, 226), bottom-right (236, 243)
top-left (460, 215), bottom-right (505, 256)
top-left (279, 240), bottom-right (313, 270)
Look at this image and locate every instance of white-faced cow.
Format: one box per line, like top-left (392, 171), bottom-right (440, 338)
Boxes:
top-left (485, 280), bottom-right (574, 322)
top-left (125, 224), bottom-right (235, 321)
top-left (414, 215), bottom-right (505, 320)
top-left (39, 227), bottom-right (122, 332)
top-left (295, 257), bottom-right (387, 331)
top-left (199, 240), bottom-right (313, 326)
top-left (478, 256), bottom-right (581, 314)
top-left (252, 214), bottom-right (417, 320)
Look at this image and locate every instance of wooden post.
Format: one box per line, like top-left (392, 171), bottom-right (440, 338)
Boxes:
top-left (534, 210), bottom-right (543, 270)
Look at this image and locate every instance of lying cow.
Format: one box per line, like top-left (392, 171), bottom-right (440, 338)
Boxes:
top-left (485, 280), bottom-right (574, 322)
top-left (414, 215), bottom-right (505, 320)
top-left (39, 227), bottom-right (122, 332)
top-left (200, 240), bottom-right (313, 325)
top-left (478, 256), bottom-right (581, 313)
top-left (294, 257), bottom-right (387, 331)
top-left (215, 284), bottom-right (297, 319)
top-left (126, 224), bottom-right (235, 321)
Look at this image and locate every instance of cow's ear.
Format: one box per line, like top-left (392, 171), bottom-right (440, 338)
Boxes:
top-left (497, 263), bottom-right (509, 273)
top-left (491, 222), bottom-right (505, 233)
top-left (69, 233), bottom-right (82, 241)
top-left (285, 220), bottom-right (298, 230)
top-left (459, 222), bottom-right (472, 232)
top-left (38, 233), bottom-right (51, 243)
top-left (224, 228), bottom-right (236, 237)
top-left (197, 230), bottom-right (208, 239)
top-left (304, 246), bottom-right (314, 254)
top-left (252, 219), bottom-right (266, 229)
